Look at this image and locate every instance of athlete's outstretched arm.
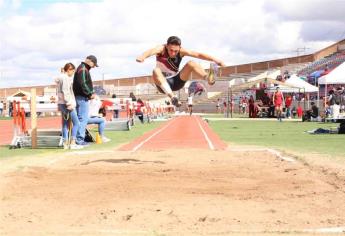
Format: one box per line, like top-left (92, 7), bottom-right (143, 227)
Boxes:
top-left (136, 45), bottom-right (164, 63)
top-left (180, 48), bottom-right (226, 66)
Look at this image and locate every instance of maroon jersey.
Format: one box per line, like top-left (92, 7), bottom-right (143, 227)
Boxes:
top-left (156, 46), bottom-right (183, 78)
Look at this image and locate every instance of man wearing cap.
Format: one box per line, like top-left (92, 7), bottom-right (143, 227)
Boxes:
top-left (73, 55), bottom-right (98, 145)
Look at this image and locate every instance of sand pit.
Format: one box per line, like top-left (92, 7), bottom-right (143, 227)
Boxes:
top-left (1, 148), bottom-right (345, 235)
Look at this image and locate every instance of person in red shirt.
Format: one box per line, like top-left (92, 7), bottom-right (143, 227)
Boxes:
top-left (135, 98), bottom-right (145, 123)
top-left (285, 94), bottom-right (292, 119)
top-left (297, 103), bottom-right (303, 118)
top-left (272, 87), bottom-right (285, 121)
top-left (248, 95), bottom-right (255, 118)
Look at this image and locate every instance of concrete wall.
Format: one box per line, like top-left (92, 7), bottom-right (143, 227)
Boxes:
top-left (314, 39), bottom-right (345, 60)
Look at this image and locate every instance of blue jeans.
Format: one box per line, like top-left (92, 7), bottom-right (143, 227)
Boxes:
top-left (88, 116), bottom-right (105, 136)
top-left (58, 104), bottom-right (79, 141)
top-left (75, 96), bottom-right (89, 143)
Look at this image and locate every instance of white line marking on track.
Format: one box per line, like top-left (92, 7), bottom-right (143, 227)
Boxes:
top-left (48, 156), bottom-right (64, 165)
top-left (303, 226), bottom-right (345, 233)
top-left (66, 150), bottom-right (114, 155)
top-left (266, 148), bottom-right (296, 162)
top-left (226, 147), bottom-right (296, 163)
top-left (195, 116), bottom-right (215, 150)
top-left (131, 118), bottom-right (177, 152)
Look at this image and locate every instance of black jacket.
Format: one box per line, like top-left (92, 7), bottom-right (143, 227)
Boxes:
top-left (73, 62), bottom-right (94, 99)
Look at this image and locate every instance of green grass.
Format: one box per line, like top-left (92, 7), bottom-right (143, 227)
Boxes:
top-left (0, 117), bottom-right (12, 120)
top-left (0, 121), bottom-right (162, 159)
top-left (208, 120), bottom-right (345, 157)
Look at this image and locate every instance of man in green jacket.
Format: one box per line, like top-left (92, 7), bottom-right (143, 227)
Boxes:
top-left (73, 55), bottom-right (97, 145)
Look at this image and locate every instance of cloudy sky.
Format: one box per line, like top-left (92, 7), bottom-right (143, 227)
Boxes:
top-left (0, 0), bottom-right (344, 88)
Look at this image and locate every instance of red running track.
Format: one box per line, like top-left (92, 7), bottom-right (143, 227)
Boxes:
top-left (120, 116), bottom-right (227, 151)
top-left (0, 117), bottom-right (61, 146)
top-left (0, 113), bottom-right (115, 146)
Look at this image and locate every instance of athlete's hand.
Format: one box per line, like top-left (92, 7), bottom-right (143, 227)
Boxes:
top-left (136, 56), bottom-right (145, 63)
top-left (215, 60), bottom-right (226, 67)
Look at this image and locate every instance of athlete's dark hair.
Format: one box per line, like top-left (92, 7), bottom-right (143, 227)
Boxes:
top-left (167, 36), bottom-right (181, 46)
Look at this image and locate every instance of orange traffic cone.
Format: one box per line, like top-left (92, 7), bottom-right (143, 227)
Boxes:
top-left (95, 132), bottom-right (102, 144)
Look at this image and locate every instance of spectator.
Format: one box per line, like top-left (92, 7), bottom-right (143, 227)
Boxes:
top-left (253, 103), bottom-right (259, 118)
top-left (261, 93), bottom-right (270, 106)
top-left (291, 106), bottom-right (297, 118)
top-left (324, 64), bottom-right (329, 72)
top-left (333, 87), bottom-right (342, 118)
top-left (285, 94), bottom-right (292, 119)
top-left (111, 94), bottom-right (120, 119)
top-left (268, 100), bottom-right (275, 118)
top-left (340, 87), bottom-right (345, 113)
top-left (135, 98), bottom-right (145, 123)
top-left (9, 101), bottom-right (13, 117)
top-left (55, 62), bottom-right (82, 149)
top-left (303, 102), bottom-right (319, 122)
top-left (297, 103), bottom-right (303, 118)
top-left (73, 55), bottom-right (98, 145)
top-left (187, 95), bottom-right (193, 116)
top-left (238, 97), bottom-right (242, 113)
top-left (216, 98), bottom-right (221, 113)
top-left (241, 97), bottom-right (248, 114)
top-left (129, 92), bottom-right (137, 102)
top-left (0, 101), bottom-right (3, 116)
top-left (88, 96), bottom-right (110, 143)
top-left (328, 89), bottom-right (340, 119)
top-left (283, 70), bottom-right (290, 80)
top-left (248, 95), bottom-right (255, 118)
top-left (272, 87), bottom-right (285, 121)
top-left (223, 100), bottom-right (227, 117)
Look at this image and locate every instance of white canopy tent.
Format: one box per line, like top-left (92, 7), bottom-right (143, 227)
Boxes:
top-left (318, 61), bottom-right (345, 85)
top-left (317, 61), bottom-right (345, 100)
top-left (285, 74), bottom-right (319, 92)
top-left (247, 69), bottom-right (281, 82)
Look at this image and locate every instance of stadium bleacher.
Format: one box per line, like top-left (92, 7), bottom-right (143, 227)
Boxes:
top-left (297, 50), bottom-right (345, 77)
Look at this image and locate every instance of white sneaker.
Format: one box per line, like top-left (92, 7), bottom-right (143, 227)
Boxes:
top-left (101, 136), bottom-right (111, 143)
top-left (69, 144), bottom-right (84, 149)
top-left (206, 63), bottom-right (218, 85)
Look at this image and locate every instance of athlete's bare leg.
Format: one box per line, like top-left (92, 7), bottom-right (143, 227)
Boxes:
top-left (276, 106), bottom-right (283, 121)
top-left (152, 68), bottom-right (173, 98)
top-left (152, 68), bottom-right (180, 106)
top-left (179, 60), bottom-right (217, 85)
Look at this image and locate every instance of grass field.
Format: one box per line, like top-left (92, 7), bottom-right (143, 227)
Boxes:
top-left (208, 119), bottom-right (345, 157)
top-left (0, 117), bottom-right (12, 120)
top-left (0, 121), bottom-right (162, 159)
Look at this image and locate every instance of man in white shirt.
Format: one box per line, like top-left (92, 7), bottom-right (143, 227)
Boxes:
top-left (88, 96), bottom-right (111, 143)
top-left (111, 94), bottom-right (120, 119)
top-left (187, 95), bottom-right (193, 116)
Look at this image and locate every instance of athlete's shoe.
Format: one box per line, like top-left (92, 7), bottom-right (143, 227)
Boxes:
top-left (206, 63), bottom-right (218, 85)
top-left (171, 96), bottom-right (181, 107)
